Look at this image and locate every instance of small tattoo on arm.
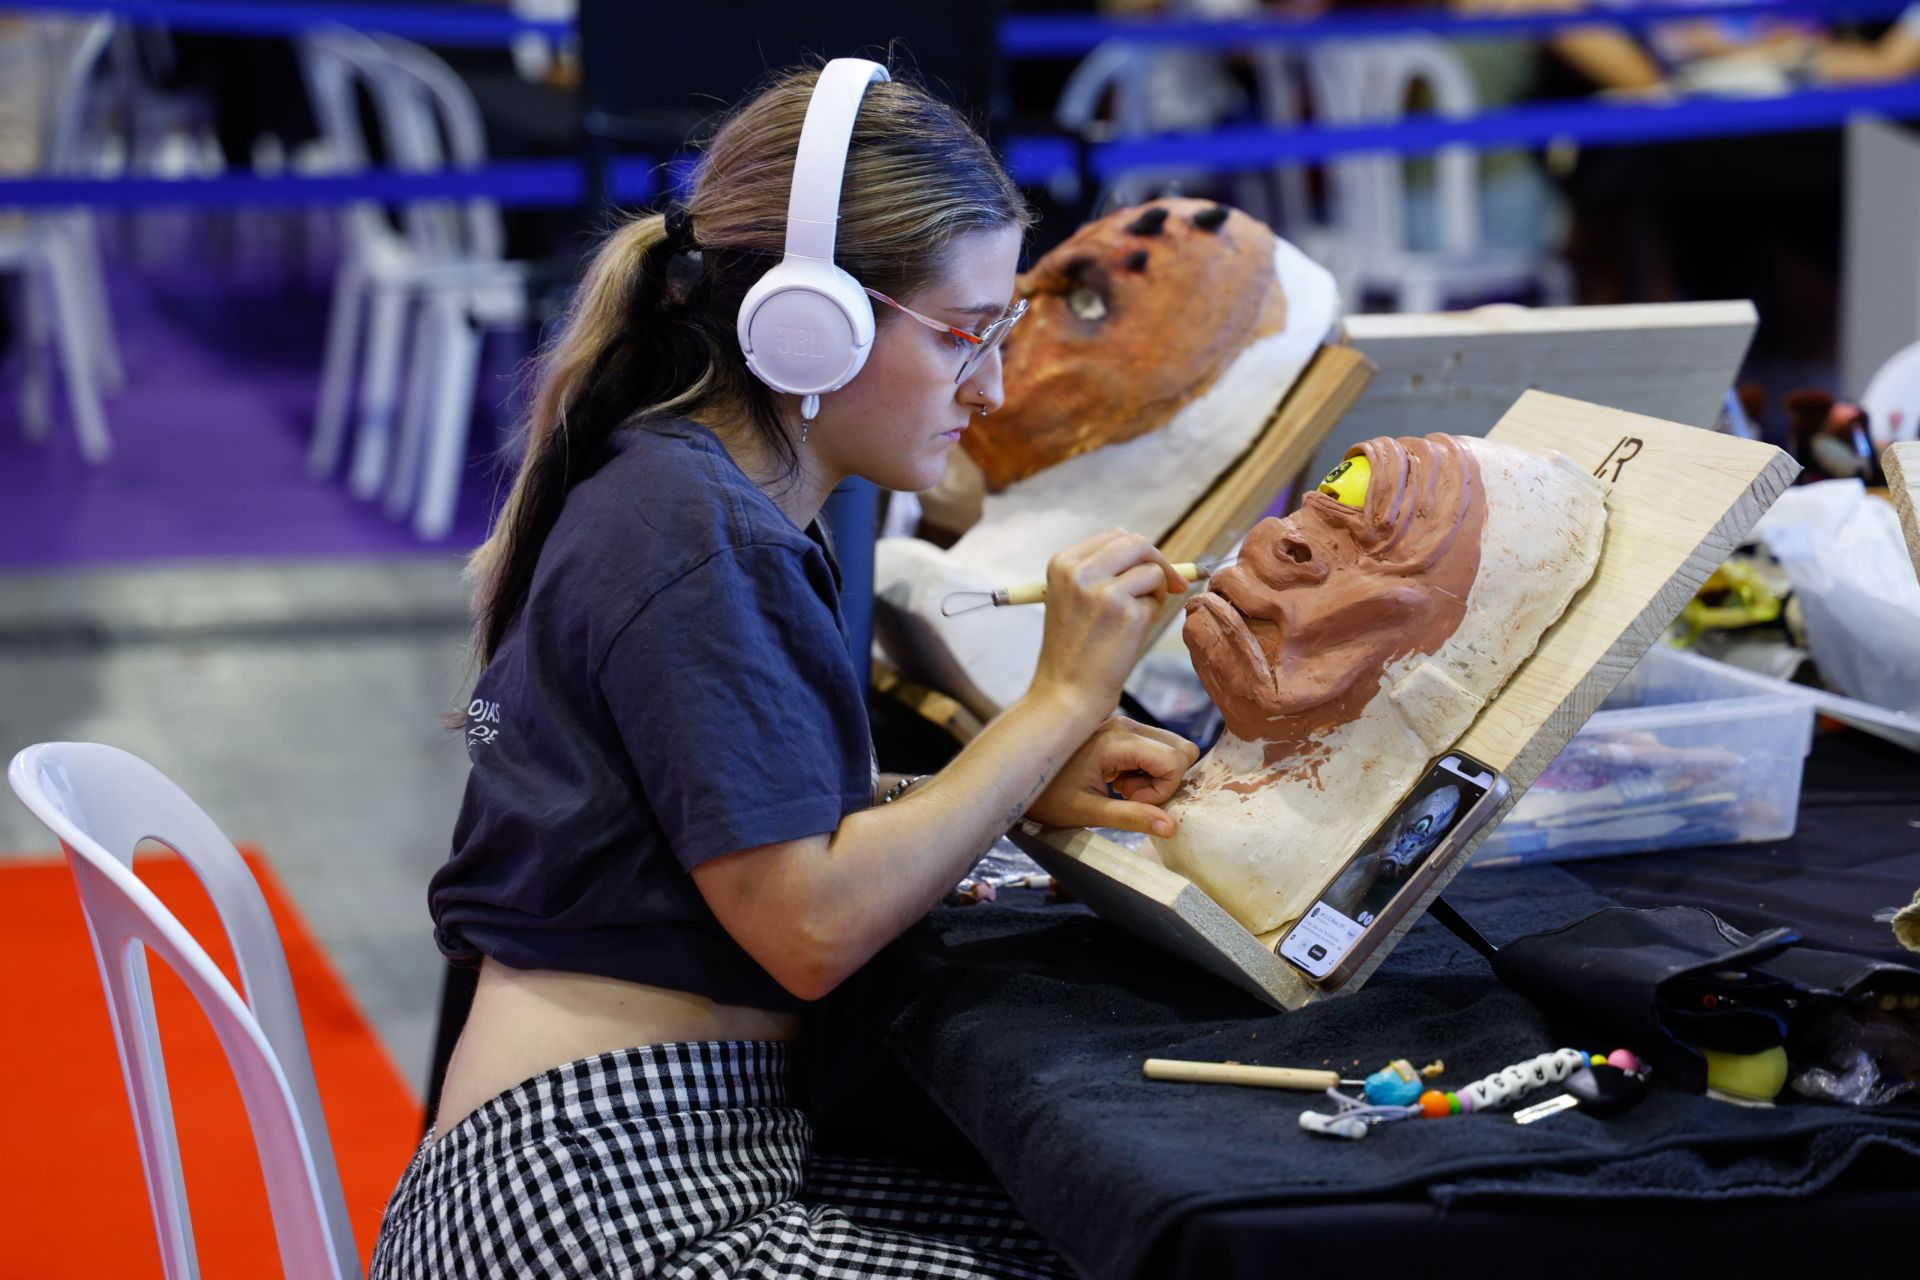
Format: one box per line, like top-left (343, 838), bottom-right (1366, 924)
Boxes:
top-left (1002, 771), bottom-right (1052, 830)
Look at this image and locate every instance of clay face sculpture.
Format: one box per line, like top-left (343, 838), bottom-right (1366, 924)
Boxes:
top-left (1153, 434), bottom-right (1608, 936)
top-left (962, 199), bottom-right (1294, 491)
top-left (875, 198), bottom-right (1339, 715)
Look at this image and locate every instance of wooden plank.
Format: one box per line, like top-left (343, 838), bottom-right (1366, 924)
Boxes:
top-left (1007, 823), bottom-right (1318, 1008)
top-left (1313, 301), bottom-right (1756, 490)
top-left (1885, 442), bottom-right (1920, 579)
top-left (1023, 392), bottom-right (1799, 1011)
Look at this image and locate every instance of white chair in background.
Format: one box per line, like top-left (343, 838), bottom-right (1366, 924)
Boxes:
top-left (302, 27), bottom-right (419, 499)
top-left (1052, 36), bottom-right (1276, 220)
top-left (302, 29), bottom-right (528, 540)
top-left (1278, 37), bottom-right (1572, 312)
top-left (3, 17), bottom-right (123, 463)
top-left (369, 36), bottom-right (529, 540)
top-left (7, 742), bottom-right (361, 1280)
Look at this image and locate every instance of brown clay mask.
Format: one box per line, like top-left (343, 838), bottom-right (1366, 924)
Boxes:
top-left (961, 197), bottom-right (1291, 492)
top-left (1184, 434), bottom-right (1488, 760)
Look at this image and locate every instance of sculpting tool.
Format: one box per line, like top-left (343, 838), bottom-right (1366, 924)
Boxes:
top-left (1143, 1058), bottom-right (1367, 1091)
top-left (940, 560), bottom-right (1224, 617)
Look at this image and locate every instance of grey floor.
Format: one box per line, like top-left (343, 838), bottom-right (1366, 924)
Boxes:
top-left (0, 557), bottom-right (479, 1096)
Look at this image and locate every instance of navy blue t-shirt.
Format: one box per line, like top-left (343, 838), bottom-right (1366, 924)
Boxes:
top-left (428, 418), bottom-right (876, 1010)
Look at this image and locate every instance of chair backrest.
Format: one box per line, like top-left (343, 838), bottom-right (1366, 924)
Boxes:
top-left (7, 742), bottom-right (360, 1280)
top-left (40, 16), bottom-right (116, 178)
top-left (306, 31), bottom-right (504, 265)
top-left (366, 35), bottom-right (506, 264)
top-left (1303, 37), bottom-right (1484, 265)
top-left (300, 28), bottom-right (413, 251)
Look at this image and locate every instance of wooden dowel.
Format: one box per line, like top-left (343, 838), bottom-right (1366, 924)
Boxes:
top-left (1000, 562), bottom-right (1208, 608)
top-left (1143, 1058), bottom-right (1341, 1091)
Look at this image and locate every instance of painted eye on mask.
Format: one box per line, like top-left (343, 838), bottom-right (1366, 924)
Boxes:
top-left (1317, 454), bottom-right (1372, 508)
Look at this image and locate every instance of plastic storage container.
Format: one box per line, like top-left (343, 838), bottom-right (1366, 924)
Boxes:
top-left (1470, 646), bottom-right (1814, 868)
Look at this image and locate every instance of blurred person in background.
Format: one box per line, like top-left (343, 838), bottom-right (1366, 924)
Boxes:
top-left (1817, 2), bottom-right (1920, 80)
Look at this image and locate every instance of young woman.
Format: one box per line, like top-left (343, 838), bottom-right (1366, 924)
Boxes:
top-left (372, 63), bottom-right (1199, 1278)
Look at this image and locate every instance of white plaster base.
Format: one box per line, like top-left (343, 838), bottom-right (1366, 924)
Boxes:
top-left (1150, 440), bottom-right (1608, 935)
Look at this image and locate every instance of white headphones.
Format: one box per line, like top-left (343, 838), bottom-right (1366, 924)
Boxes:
top-left (735, 58), bottom-right (891, 424)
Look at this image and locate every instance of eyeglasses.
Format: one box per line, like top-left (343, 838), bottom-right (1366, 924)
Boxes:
top-left (863, 287), bottom-right (1029, 385)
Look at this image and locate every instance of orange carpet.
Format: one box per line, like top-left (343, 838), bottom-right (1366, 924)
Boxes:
top-left (0, 849), bottom-right (425, 1278)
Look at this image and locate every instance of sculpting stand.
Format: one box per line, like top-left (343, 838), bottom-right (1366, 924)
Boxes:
top-left (1885, 442), bottom-right (1920, 579)
top-left (1014, 391), bottom-right (1799, 1011)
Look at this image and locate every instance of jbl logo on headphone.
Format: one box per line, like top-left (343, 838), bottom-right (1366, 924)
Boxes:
top-left (773, 325), bottom-right (826, 359)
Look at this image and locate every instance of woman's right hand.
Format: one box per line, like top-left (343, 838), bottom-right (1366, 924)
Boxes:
top-left (1029, 528), bottom-right (1188, 722)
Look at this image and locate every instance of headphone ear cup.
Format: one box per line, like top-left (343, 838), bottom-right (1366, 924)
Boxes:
top-left (737, 260), bottom-right (876, 396)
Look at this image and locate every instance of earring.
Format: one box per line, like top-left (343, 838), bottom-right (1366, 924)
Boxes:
top-left (801, 392), bottom-right (819, 446)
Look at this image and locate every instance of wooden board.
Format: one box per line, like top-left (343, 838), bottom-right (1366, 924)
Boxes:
top-left (1020, 391), bottom-right (1800, 1011)
top-left (1311, 301), bottom-right (1757, 491)
top-left (1885, 442), bottom-right (1920, 579)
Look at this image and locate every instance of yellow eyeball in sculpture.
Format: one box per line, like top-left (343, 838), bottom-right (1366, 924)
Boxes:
top-left (1317, 454), bottom-right (1371, 507)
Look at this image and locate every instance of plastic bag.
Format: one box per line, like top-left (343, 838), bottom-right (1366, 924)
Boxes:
top-left (1749, 480), bottom-right (1920, 716)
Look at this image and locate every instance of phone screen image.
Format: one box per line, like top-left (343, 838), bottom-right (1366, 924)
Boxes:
top-left (1279, 755), bottom-right (1495, 981)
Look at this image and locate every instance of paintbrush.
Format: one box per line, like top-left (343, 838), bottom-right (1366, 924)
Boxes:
top-left (940, 557), bottom-right (1235, 617)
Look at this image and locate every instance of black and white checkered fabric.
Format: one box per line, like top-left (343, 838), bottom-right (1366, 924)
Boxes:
top-left (371, 1041), bottom-right (1069, 1279)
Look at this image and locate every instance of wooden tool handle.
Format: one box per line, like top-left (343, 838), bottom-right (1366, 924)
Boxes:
top-left (1143, 1058), bottom-right (1341, 1091)
top-left (1001, 563), bottom-right (1206, 608)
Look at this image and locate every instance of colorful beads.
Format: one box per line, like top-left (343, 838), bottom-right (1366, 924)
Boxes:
top-left (1607, 1049), bottom-right (1642, 1073)
top-left (1590, 1053), bottom-right (1608, 1066)
top-left (1419, 1090), bottom-right (1452, 1118)
top-left (1447, 1092), bottom-right (1462, 1115)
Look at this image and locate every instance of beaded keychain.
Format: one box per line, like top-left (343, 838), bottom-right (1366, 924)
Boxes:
top-left (1299, 1047), bottom-right (1645, 1140)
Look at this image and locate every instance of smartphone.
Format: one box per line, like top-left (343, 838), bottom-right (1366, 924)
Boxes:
top-left (1278, 751), bottom-right (1509, 990)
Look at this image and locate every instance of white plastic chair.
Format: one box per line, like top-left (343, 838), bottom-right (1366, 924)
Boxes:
top-left (2, 17), bottom-right (122, 463)
top-left (7, 742), bottom-right (361, 1280)
top-left (302, 28), bottom-right (413, 497)
top-left (1052, 36), bottom-right (1274, 219)
top-left (370, 36), bottom-right (528, 540)
top-left (1266, 36), bottom-right (1573, 312)
top-left (302, 30), bottom-right (528, 540)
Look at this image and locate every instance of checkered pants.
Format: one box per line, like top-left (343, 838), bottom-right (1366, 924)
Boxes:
top-left (371, 1041), bottom-right (1069, 1279)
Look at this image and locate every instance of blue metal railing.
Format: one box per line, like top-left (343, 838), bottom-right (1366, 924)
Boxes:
top-left (999, 1), bottom-right (1919, 55)
top-left (13, 0), bottom-right (570, 44)
top-left (2, 2), bottom-right (1915, 208)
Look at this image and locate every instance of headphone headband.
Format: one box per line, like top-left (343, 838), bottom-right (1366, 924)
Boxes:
top-left (735, 57), bottom-right (891, 406)
top-left (784, 59), bottom-right (890, 264)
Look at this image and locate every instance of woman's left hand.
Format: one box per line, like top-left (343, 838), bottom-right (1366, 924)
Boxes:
top-left (1024, 717), bottom-right (1200, 837)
